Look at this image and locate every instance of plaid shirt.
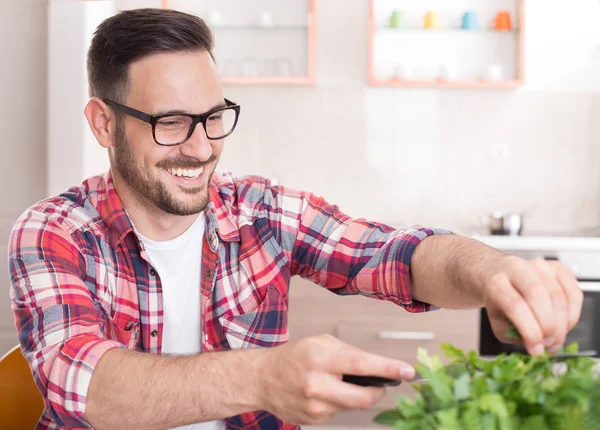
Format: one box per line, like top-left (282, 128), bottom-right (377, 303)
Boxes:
top-left (9, 171), bottom-right (448, 429)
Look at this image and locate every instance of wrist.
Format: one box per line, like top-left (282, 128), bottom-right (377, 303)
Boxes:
top-left (244, 347), bottom-right (273, 412)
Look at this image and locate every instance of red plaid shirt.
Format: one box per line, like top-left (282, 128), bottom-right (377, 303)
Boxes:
top-left (9, 171), bottom-right (447, 429)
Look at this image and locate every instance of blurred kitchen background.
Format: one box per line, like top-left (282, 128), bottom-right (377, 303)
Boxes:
top-left (3, 0), bottom-right (600, 427)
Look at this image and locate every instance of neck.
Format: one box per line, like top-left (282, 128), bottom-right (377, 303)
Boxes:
top-left (111, 172), bottom-right (201, 242)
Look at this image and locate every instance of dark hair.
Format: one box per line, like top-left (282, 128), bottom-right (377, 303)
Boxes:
top-left (87, 8), bottom-right (214, 102)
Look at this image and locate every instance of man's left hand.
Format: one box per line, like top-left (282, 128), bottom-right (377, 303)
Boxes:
top-left (482, 256), bottom-right (584, 355)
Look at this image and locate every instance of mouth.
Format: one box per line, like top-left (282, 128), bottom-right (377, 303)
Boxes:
top-left (165, 166), bottom-right (206, 187)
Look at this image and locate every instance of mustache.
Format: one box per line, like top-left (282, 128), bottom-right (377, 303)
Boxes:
top-left (156, 155), bottom-right (217, 170)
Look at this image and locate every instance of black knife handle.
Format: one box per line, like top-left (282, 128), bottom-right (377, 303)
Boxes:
top-left (342, 375), bottom-right (402, 387)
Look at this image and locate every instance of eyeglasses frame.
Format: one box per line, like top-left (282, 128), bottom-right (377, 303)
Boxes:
top-left (103, 98), bottom-right (241, 146)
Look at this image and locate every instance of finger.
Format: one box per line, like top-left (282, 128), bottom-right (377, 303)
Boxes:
top-left (299, 397), bottom-right (344, 426)
top-left (551, 261), bottom-right (584, 332)
top-left (308, 373), bottom-right (386, 410)
top-left (487, 314), bottom-right (526, 349)
top-left (329, 344), bottom-right (415, 380)
top-left (509, 261), bottom-right (558, 344)
top-left (532, 259), bottom-right (568, 349)
top-left (486, 272), bottom-right (545, 354)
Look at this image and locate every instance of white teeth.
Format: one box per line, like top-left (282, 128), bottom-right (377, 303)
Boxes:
top-left (168, 167), bottom-right (204, 179)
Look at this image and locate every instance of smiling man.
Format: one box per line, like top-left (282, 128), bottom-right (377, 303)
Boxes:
top-left (8, 8), bottom-right (583, 430)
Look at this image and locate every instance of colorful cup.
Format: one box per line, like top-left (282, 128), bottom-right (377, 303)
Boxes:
top-left (494, 11), bottom-right (512, 31)
top-left (424, 11), bottom-right (441, 29)
top-left (461, 11), bottom-right (478, 30)
top-left (389, 10), bottom-right (406, 29)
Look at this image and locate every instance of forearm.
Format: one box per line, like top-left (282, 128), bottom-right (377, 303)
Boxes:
top-left (410, 235), bottom-right (511, 309)
top-left (85, 347), bottom-right (268, 430)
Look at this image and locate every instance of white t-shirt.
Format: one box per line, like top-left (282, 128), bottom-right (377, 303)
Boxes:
top-left (138, 214), bottom-right (226, 430)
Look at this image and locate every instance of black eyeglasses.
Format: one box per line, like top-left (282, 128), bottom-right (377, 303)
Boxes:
top-left (103, 98), bottom-right (241, 146)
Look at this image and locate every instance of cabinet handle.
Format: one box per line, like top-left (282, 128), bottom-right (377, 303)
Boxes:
top-left (378, 331), bottom-right (436, 340)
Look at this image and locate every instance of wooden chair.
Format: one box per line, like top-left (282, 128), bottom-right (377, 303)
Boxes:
top-left (0, 345), bottom-right (44, 429)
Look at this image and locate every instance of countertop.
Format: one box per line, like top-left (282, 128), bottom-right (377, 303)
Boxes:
top-left (472, 234), bottom-right (600, 252)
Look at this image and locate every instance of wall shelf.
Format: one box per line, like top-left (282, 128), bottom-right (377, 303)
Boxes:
top-left (211, 25), bottom-right (309, 31)
top-left (165, 0), bottom-right (316, 86)
top-left (376, 28), bottom-right (519, 34)
top-left (369, 79), bottom-right (523, 89)
top-left (368, 0), bottom-right (526, 88)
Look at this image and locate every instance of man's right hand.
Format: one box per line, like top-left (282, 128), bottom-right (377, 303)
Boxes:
top-left (255, 334), bottom-right (415, 425)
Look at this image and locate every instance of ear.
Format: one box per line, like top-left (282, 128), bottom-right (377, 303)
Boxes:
top-left (84, 97), bottom-right (117, 149)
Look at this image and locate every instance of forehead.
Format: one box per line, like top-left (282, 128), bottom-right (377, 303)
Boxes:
top-left (126, 50), bottom-right (222, 113)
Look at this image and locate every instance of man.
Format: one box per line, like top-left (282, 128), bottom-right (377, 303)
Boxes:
top-left (8, 8), bottom-right (582, 430)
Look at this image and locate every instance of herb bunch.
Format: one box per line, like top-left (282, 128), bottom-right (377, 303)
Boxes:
top-left (374, 343), bottom-right (600, 430)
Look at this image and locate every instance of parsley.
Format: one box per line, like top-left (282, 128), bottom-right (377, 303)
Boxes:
top-left (373, 343), bottom-right (600, 429)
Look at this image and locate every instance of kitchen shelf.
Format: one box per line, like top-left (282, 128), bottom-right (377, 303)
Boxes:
top-left (368, 0), bottom-right (526, 88)
top-left (211, 25), bottom-right (309, 31)
top-left (376, 28), bottom-right (519, 34)
top-left (369, 79), bottom-right (523, 89)
top-left (164, 0), bottom-right (316, 86)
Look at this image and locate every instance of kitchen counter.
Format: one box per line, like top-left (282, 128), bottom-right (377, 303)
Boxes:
top-left (471, 234), bottom-right (600, 289)
top-left (472, 235), bottom-right (600, 252)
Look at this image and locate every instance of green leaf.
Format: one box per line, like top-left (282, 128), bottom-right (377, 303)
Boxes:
top-left (540, 377), bottom-right (560, 393)
top-left (436, 407), bottom-right (460, 430)
top-left (417, 347), bottom-right (444, 372)
top-left (481, 413), bottom-right (497, 430)
top-left (565, 342), bottom-right (579, 354)
top-left (441, 343), bottom-right (466, 361)
top-left (373, 342), bottom-right (600, 429)
top-left (373, 410), bottom-right (402, 426)
top-left (454, 373), bottom-right (470, 401)
top-left (460, 401), bottom-right (482, 430)
top-left (504, 324), bottom-right (521, 340)
top-left (479, 393), bottom-right (509, 418)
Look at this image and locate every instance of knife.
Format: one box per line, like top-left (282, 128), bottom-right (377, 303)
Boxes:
top-left (342, 372), bottom-right (428, 387)
top-left (342, 375), bottom-right (403, 387)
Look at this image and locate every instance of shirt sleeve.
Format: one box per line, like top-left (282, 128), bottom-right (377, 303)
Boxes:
top-left (262, 185), bottom-right (453, 313)
top-left (8, 209), bottom-right (125, 428)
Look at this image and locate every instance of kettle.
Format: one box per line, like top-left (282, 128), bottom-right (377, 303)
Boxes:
top-left (482, 211), bottom-right (524, 236)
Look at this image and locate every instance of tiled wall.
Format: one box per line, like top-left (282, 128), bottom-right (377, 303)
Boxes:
top-left (217, 0), bottom-right (600, 236)
top-left (219, 87), bottom-right (600, 235)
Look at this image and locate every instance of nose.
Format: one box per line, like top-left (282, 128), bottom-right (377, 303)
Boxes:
top-left (179, 121), bottom-right (213, 161)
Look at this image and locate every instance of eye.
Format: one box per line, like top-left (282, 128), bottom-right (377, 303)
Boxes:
top-left (207, 112), bottom-right (223, 123)
top-left (156, 116), bottom-right (188, 129)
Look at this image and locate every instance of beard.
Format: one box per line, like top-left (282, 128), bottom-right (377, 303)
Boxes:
top-left (113, 119), bottom-right (216, 216)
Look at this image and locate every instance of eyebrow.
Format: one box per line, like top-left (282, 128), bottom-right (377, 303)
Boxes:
top-left (154, 101), bottom-right (227, 116)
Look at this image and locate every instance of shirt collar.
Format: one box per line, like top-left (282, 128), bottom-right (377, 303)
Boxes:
top-left (92, 171), bottom-right (241, 247)
top-left (205, 173), bottom-right (241, 243)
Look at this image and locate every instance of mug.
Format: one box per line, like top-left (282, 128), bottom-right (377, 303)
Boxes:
top-left (258, 11), bottom-right (274, 28)
top-left (222, 60), bottom-right (240, 77)
top-left (437, 64), bottom-right (455, 81)
top-left (242, 58), bottom-right (259, 77)
top-left (461, 11), bottom-right (478, 30)
top-left (485, 64), bottom-right (504, 81)
top-left (494, 11), bottom-right (512, 31)
top-left (388, 10), bottom-right (406, 29)
top-left (275, 57), bottom-right (293, 76)
top-left (207, 10), bottom-right (224, 27)
top-left (392, 64), bottom-right (410, 80)
top-left (424, 11), bottom-right (441, 29)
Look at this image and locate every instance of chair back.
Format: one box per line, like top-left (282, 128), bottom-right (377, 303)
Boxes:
top-left (0, 345), bottom-right (44, 429)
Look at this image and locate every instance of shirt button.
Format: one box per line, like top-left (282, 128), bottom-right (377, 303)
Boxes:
top-left (205, 269), bottom-right (213, 278)
top-left (149, 268), bottom-right (157, 277)
top-left (151, 329), bottom-right (158, 337)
